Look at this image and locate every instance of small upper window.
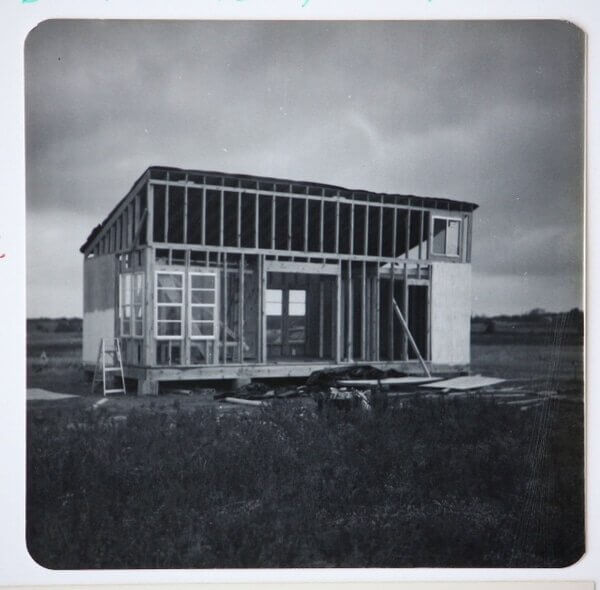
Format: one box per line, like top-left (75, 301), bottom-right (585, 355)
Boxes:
top-left (432, 216), bottom-right (461, 257)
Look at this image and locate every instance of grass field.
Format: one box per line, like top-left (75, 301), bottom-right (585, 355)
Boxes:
top-left (26, 329), bottom-right (584, 569)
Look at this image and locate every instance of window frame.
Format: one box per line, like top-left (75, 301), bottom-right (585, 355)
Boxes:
top-left (155, 270), bottom-right (185, 340)
top-left (430, 215), bottom-right (462, 258)
top-left (119, 273), bottom-right (133, 337)
top-left (266, 288), bottom-right (283, 317)
top-left (119, 271), bottom-right (145, 339)
top-left (288, 289), bottom-right (307, 317)
top-left (132, 272), bottom-right (144, 338)
top-left (189, 271), bottom-right (218, 341)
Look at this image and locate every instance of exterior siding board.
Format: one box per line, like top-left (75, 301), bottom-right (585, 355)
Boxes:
top-left (430, 262), bottom-right (471, 365)
top-left (82, 255), bottom-right (117, 364)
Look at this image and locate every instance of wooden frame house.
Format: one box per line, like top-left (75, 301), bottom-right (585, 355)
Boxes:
top-left (80, 166), bottom-right (478, 394)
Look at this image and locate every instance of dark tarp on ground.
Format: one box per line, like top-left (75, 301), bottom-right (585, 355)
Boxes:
top-left (306, 365), bottom-right (407, 387)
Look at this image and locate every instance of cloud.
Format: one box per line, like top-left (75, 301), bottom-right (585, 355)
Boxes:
top-left (25, 20), bottom-right (584, 317)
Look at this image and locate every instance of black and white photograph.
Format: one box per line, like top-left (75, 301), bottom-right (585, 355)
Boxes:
top-left (25, 19), bottom-right (585, 569)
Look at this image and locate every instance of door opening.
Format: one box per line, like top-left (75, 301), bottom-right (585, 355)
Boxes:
top-left (266, 271), bottom-right (336, 361)
top-left (379, 279), bottom-right (429, 361)
top-left (408, 285), bottom-right (429, 360)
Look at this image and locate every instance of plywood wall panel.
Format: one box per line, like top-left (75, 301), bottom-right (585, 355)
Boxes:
top-left (430, 262), bottom-right (471, 365)
top-left (83, 309), bottom-right (115, 364)
top-left (83, 255), bottom-right (117, 312)
top-left (83, 255), bottom-right (117, 365)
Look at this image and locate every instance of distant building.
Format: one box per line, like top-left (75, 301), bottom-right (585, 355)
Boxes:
top-left (80, 166), bottom-right (477, 394)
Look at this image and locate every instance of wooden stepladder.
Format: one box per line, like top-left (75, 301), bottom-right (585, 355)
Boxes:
top-left (91, 338), bottom-right (127, 396)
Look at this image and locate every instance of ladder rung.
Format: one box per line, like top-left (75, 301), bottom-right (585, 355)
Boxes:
top-left (93, 338), bottom-right (126, 397)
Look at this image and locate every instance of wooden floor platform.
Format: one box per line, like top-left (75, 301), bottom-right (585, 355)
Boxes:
top-left (84, 360), bottom-right (469, 396)
top-left (111, 361), bottom-right (466, 382)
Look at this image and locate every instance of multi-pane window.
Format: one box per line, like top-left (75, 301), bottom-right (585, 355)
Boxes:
top-left (432, 216), bottom-right (461, 257)
top-left (288, 289), bottom-right (306, 316)
top-left (133, 273), bottom-right (144, 336)
top-left (120, 272), bottom-right (144, 337)
top-left (189, 273), bottom-right (217, 339)
top-left (266, 289), bottom-right (283, 355)
top-left (120, 274), bottom-right (132, 336)
top-left (266, 289), bottom-right (283, 316)
top-left (155, 272), bottom-right (184, 338)
top-left (288, 289), bottom-right (306, 351)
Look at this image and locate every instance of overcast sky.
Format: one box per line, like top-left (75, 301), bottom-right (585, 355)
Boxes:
top-left (25, 19), bottom-right (584, 318)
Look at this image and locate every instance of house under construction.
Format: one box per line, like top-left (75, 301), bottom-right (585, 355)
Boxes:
top-left (80, 166), bottom-right (477, 394)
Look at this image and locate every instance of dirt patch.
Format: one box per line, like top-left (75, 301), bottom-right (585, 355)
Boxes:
top-left (27, 388), bottom-right (79, 401)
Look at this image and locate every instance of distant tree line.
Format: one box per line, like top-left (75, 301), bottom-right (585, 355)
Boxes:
top-left (473, 308), bottom-right (582, 323)
top-left (472, 308), bottom-right (584, 337)
top-left (27, 318), bottom-right (83, 333)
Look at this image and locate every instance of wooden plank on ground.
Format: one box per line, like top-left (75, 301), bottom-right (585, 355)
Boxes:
top-left (387, 391), bottom-right (424, 399)
top-left (223, 397), bottom-right (266, 407)
top-left (337, 376), bottom-right (442, 387)
top-left (479, 392), bottom-right (529, 399)
top-left (420, 375), bottom-right (506, 390)
top-left (444, 391), bottom-right (478, 399)
top-left (502, 397), bottom-right (547, 407)
top-left (27, 388), bottom-right (79, 401)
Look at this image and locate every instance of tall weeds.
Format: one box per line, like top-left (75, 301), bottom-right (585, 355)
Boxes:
top-left (27, 398), bottom-right (583, 568)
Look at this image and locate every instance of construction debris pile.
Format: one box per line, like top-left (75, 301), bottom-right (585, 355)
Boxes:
top-left (202, 367), bottom-right (573, 412)
top-left (330, 373), bottom-right (568, 411)
top-left (162, 365), bottom-right (575, 412)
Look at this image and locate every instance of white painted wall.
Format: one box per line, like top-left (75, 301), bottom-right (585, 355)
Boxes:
top-left (430, 262), bottom-right (471, 365)
top-left (83, 309), bottom-right (115, 364)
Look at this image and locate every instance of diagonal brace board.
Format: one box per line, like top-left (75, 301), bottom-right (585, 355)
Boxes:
top-left (392, 298), bottom-right (431, 377)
